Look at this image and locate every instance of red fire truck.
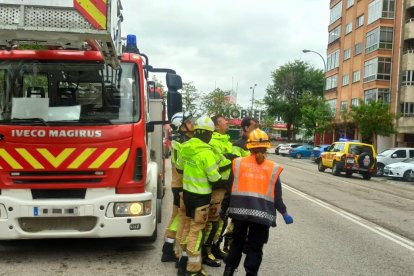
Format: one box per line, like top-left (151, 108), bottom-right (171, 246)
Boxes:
top-left (0, 0), bottom-right (182, 241)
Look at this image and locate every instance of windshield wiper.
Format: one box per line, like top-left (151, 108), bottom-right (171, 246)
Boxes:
top-left (4, 118), bottom-right (49, 126)
top-left (78, 118), bottom-right (113, 125)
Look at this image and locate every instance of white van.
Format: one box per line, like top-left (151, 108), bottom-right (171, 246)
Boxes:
top-left (376, 148), bottom-right (414, 176)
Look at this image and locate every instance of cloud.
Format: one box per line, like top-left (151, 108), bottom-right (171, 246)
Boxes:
top-left (122, 0), bottom-right (329, 107)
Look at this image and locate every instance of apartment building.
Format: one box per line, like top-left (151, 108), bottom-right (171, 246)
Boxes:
top-left (325, 0), bottom-right (414, 149)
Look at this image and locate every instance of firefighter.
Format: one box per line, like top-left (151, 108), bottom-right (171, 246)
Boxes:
top-left (161, 112), bottom-right (194, 262)
top-left (203, 114), bottom-right (236, 267)
top-left (218, 117), bottom-right (258, 254)
top-left (223, 129), bottom-right (294, 276)
top-left (177, 115), bottom-right (222, 276)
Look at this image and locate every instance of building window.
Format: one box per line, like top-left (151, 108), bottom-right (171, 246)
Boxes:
top-left (353, 70), bottom-right (361, 82)
top-left (326, 75), bottom-right (338, 90)
top-left (345, 22), bottom-right (353, 34)
top-left (354, 43), bottom-right (362, 55)
top-left (326, 99), bottom-right (337, 114)
top-left (343, 48), bottom-right (351, 60)
top-left (368, 0), bottom-right (395, 24)
top-left (328, 25), bottom-right (341, 44)
top-left (401, 102), bottom-right (414, 116)
top-left (342, 74), bottom-right (349, 86)
top-left (363, 57), bottom-right (391, 82)
top-left (327, 50), bottom-right (340, 71)
top-left (402, 71), bottom-right (414, 85)
top-left (364, 88), bottom-right (390, 104)
top-left (347, 0), bottom-right (354, 8)
top-left (351, 98), bottom-right (360, 107)
top-left (365, 27), bottom-right (393, 53)
top-left (330, 1), bottom-right (343, 24)
top-left (356, 15), bottom-right (364, 28)
top-left (340, 101), bottom-right (348, 111)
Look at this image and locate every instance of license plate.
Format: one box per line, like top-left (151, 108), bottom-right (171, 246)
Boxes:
top-left (34, 206), bottom-right (79, 217)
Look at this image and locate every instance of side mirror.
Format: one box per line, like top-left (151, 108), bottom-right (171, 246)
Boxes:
top-left (167, 91), bottom-right (182, 120)
top-left (391, 153), bottom-right (397, 158)
top-left (166, 73), bottom-right (183, 91)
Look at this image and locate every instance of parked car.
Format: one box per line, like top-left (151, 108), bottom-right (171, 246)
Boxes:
top-left (376, 148), bottom-right (414, 176)
top-left (279, 143), bottom-right (301, 156)
top-left (318, 141), bottom-right (377, 180)
top-left (274, 144), bottom-right (285, 155)
top-left (384, 158), bottom-right (414, 181)
top-left (310, 144), bottom-right (331, 163)
top-left (290, 145), bottom-right (314, 159)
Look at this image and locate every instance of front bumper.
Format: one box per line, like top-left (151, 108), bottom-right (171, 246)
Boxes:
top-left (0, 188), bottom-right (156, 240)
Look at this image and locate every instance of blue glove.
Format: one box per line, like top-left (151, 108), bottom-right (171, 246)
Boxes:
top-left (282, 213), bottom-right (293, 224)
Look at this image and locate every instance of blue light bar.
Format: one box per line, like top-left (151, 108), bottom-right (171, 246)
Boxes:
top-left (126, 34), bottom-right (137, 48)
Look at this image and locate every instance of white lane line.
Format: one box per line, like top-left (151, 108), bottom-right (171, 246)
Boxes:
top-left (283, 184), bottom-right (414, 252)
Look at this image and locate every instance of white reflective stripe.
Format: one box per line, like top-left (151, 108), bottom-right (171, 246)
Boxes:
top-left (205, 163), bottom-right (218, 173)
top-left (267, 165), bottom-right (280, 197)
top-left (165, 238), bottom-right (175, 243)
top-left (232, 191), bottom-right (273, 202)
top-left (183, 175), bottom-right (209, 183)
top-left (232, 158), bottom-right (242, 191)
top-left (183, 183), bottom-right (212, 194)
top-left (188, 256), bottom-right (201, 263)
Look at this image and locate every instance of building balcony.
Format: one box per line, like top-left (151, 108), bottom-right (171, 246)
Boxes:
top-left (397, 117), bottom-right (414, 134)
top-left (402, 50), bottom-right (414, 71)
top-left (407, 0), bottom-right (414, 9)
top-left (405, 19), bottom-right (414, 40)
top-left (399, 85), bottom-right (414, 102)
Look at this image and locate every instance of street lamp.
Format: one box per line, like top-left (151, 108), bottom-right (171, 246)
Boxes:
top-left (302, 49), bottom-right (327, 73)
top-left (250, 84), bottom-right (257, 115)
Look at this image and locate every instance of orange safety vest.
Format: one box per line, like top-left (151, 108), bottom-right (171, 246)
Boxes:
top-left (228, 155), bottom-right (283, 226)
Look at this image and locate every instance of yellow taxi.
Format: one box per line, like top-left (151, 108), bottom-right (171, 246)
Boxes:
top-left (318, 141), bottom-right (377, 180)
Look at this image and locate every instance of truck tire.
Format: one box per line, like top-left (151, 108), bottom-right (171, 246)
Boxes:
top-left (318, 161), bottom-right (326, 172)
top-left (376, 163), bottom-right (385, 177)
top-left (332, 162), bottom-right (340, 176)
top-left (362, 173), bottom-right (371, 180)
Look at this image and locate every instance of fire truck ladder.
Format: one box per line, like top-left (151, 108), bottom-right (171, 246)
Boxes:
top-left (0, 0), bottom-right (123, 68)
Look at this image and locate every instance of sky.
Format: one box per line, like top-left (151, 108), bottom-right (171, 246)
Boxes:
top-left (122, 0), bottom-right (330, 108)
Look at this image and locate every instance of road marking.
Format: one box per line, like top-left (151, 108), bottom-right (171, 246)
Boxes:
top-left (284, 184), bottom-right (414, 252)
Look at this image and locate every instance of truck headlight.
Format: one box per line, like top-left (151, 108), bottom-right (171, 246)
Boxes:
top-left (113, 201), bottom-right (151, 217)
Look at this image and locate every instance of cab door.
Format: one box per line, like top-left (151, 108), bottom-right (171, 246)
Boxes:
top-left (322, 144), bottom-right (335, 168)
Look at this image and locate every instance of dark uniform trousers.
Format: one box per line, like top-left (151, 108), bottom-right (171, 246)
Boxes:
top-left (225, 219), bottom-right (270, 276)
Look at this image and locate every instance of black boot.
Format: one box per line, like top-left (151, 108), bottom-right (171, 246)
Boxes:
top-left (223, 266), bottom-right (236, 276)
top-left (161, 241), bottom-right (178, 262)
top-left (211, 243), bottom-right (227, 260)
top-left (202, 245), bottom-right (221, 267)
top-left (176, 256), bottom-right (188, 276)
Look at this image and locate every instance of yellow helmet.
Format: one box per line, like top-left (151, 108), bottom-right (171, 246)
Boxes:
top-left (246, 129), bottom-right (271, 149)
top-left (194, 116), bottom-right (215, 132)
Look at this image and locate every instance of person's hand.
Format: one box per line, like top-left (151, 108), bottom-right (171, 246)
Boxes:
top-left (282, 213), bottom-right (293, 224)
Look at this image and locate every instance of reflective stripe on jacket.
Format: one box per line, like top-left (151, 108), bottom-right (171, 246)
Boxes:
top-left (179, 138), bottom-right (221, 195)
top-left (228, 155), bottom-right (283, 226)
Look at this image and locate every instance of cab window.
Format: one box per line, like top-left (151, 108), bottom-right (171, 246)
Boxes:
top-left (333, 143), bottom-right (344, 152)
top-left (393, 150), bottom-right (406, 158)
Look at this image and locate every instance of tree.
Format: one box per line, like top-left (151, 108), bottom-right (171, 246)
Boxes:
top-left (181, 82), bottom-right (201, 115)
top-left (200, 88), bottom-right (240, 116)
top-left (350, 101), bottom-right (397, 149)
top-left (264, 60), bottom-right (324, 140)
top-left (300, 92), bottom-right (334, 143)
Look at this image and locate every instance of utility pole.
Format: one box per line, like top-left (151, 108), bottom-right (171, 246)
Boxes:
top-left (250, 83), bottom-right (257, 116)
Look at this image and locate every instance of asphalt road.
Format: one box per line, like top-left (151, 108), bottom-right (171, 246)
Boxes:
top-left (0, 154), bottom-right (413, 276)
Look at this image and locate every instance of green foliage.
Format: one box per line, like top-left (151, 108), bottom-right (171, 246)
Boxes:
top-left (351, 101), bottom-right (397, 143)
top-left (264, 60), bottom-right (324, 139)
top-left (300, 92), bottom-right (334, 137)
top-left (201, 88), bottom-right (240, 116)
top-left (181, 82), bottom-right (201, 115)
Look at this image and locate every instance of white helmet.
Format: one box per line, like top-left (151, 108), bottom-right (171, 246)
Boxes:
top-left (170, 112), bottom-right (192, 131)
top-left (194, 116), bottom-right (215, 132)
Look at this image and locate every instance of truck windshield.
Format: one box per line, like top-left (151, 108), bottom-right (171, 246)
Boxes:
top-left (0, 61), bottom-right (139, 125)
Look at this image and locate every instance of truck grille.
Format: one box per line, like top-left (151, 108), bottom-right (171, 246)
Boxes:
top-left (11, 171), bottom-right (103, 184)
top-left (19, 217), bottom-right (97, 233)
top-left (31, 189), bottom-right (86, 199)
